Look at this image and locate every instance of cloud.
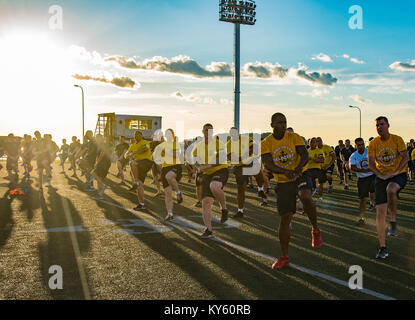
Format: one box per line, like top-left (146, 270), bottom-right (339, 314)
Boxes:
top-left (172, 91), bottom-right (217, 105)
top-left (242, 62), bottom-right (288, 78)
top-left (72, 73), bottom-right (137, 88)
top-left (349, 94), bottom-right (368, 104)
top-left (106, 55), bottom-right (232, 78)
top-left (389, 60), bottom-right (415, 71)
top-left (333, 96), bottom-right (344, 101)
top-left (296, 70), bottom-right (337, 86)
top-left (341, 54), bottom-right (365, 64)
top-left (297, 88), bottom-right (330, 97)
top-left (312, 53), bottom-right (333, 63)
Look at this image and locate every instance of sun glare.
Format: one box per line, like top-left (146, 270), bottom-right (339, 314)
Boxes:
top-left (0, 32), bottom-right (78, 137)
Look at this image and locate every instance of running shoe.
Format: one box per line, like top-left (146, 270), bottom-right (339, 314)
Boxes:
top-left (368, 204), bottom-right (375, 211)
top-left (260, 201), bottom-right (268, 207)
top-left (247, 184), bottom-right (254, 189)
top-left (220, 208), bottom-right (229, 224)
top-left (44, 182), bottom-right (51, 187)
top-left (376, 247), bottom-right (389, 259)
top-left (194, 201), bottom-right (202, 208)
top-left (355, 218), bottom-right (366, 226)
top-left (258, 190), bottom-right (267, 199)
top-left (133, 203), bottom-right (146, 211)
top-left (339, 180), bottom-right (343, 185)
top-left (328, 185), bottom-right (333, 193)
top-left (312, 229), bottom-right (322, 249)
top-left (200, 229), bottom-right (213, 239)
top-left (232, 211), bottom-right (244, 219)
top-left (85, 186), bottom-right (95, 192)
top-left (164, 213), bottom-right (174, 221)
top-left (344, 184), bottom-right (349, 190)
top-left (408, 180), bottom-right (414, 185)
top-left (272, 256), bottom-right (290, 270)
top-left (387, 224), bottom-right (398, 237)
top-left (176, 192), bottom-right (183, 204)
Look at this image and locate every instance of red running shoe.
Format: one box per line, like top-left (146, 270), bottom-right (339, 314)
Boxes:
top-left (312, 229), bottom-right (322, 249)
top-left (272, 256), bottom-right (290, 270)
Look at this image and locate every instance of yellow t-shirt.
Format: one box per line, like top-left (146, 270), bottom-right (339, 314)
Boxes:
top-left (307, 147), bottom-right (324, 169)
top-left (192, 138), bottom-right (228, 175)
top-left (260, 132), bottom-right (305, 183)
top-left (158, 141), bottom-right (181, 168)
top-left (368, 134), bottom-right (407, 175)
top-left (226, 136), bottom-right (254, 167)
top-left (128, 139), bottom-right (152, 161)
top-left (411, 149), bottom-right (415, 164)
top-left (321, 144), bottom-right (334, 166)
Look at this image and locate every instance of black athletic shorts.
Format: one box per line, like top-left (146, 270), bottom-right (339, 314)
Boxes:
top-left (233, 165), bottom-right (250, 186)
top-left (374, 172), bottom-right (407, 205)
top-left (161, 165), bottom-right (182, 188)
top-left (305, 168), bottom-right (326, 187)
top-left (274, 174), bottom-right (313, 216)
top-left (133, 159), bottom-right (154, 183)
top-left (201, 168), bottom-right (229, 199)
top-left (408, 160), bottom-right (415, 171)
top-left (357, 175), bottom-right (375, 199)
top-left (93, 159), bottom-right (111, 179)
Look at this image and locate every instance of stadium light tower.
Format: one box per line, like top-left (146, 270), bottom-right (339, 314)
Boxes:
top-left (219, 0), bottom-right (257, 130)
top-left (74, 84), bottom-right (85, 143)
top-left (349, 105), bottom-right (362, 138)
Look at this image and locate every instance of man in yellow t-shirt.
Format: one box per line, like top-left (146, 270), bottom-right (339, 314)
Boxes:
top-left (125, 130), bottom-right (154, 211)
top-left (192, 123), bottom-right (229, 238)
top-left (368, 116), bottom-right (409, 259)
top-left (153, 129), bottom-right (184, 221)
top-left (261, 113), bottom-right (322, 270)
top-left (227, 127), bottom-right (267, 218)
top-left (316, 137), bottom-right (336, 196)
top-left (304, 137), bottom-right (324, 194)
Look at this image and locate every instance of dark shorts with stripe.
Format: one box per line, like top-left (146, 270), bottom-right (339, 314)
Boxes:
top-left (132, 159), bottom-right (154, 183)
top-left (161, 165), bottom-right (182, 188)
top-left (375, 172), bottom-right (407, 205)
top-left (357, 175), bottom-right (375, 199)
top-left (274, 174), bottom-right (313, 216)
top-left (305, 168), bottom-right (326, 187)
top-left (201, 168), bottom-right (229, 199)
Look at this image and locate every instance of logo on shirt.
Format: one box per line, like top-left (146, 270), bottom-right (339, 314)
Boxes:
top-left (377, 148), bottom-right (396, 167)
top-left (273, 146), bottom-right (295, 168)
top-left (359, 159), bottom-right (368, 169)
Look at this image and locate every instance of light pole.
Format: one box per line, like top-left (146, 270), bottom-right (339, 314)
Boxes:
top-left (219, 0), bottom-right (256, 130)
top-left (349, 105), bottom-right (362, 138)
top-left (74, 84), bottom-right (85, 143)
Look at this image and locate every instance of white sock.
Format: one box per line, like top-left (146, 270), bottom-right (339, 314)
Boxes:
top-left (258, 187), bottom-right (264, 191)
top-left (176, 191), bottom-right (181, 195)
top-left (139, 202), bottom-right (144, 206)
top-left (135, 181), bottom-right (140, 186)
top-left (168, 212), bottom-right (173, 216)
top-left (238, 208), bottom-right (244, 213)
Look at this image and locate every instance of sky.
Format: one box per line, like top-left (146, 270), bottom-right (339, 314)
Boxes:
top-left (0, 0), bottom-right (414, 146)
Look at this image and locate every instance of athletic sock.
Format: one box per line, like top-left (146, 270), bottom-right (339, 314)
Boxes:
top-left (168, 212), bottom-right (173, 216)
top-left (176, 191), bottom-right (181, 195)
top-left (238, 208), bottom-right (244, 213)
top-left (139, 202), bottom-right (145, 206)
top-left (258, 187), bottom-right (264, 192)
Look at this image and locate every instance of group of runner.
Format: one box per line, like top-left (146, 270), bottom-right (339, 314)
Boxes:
top-left (0, 113), bottom-right (413, 268)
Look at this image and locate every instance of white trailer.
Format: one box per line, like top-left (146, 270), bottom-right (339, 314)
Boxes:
top-left (95, 113), bottom-right (162, 142)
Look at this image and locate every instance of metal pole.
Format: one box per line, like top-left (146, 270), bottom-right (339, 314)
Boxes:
top-left (81, 87), bottom-right (85, 144)
top-left (234, 23), bottom-right (240, 130)
top-left (359, 107), bottom-right (361, 138)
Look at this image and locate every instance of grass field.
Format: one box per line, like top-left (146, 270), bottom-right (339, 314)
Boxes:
top-left (0, 160), bottom-right (414, 300)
